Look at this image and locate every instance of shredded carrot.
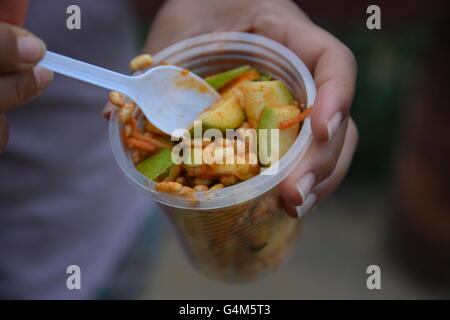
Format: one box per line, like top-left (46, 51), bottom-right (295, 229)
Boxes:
top-left (131, 132), bottom-right (172, 149)
top-left (125, 137), bottom-right (157, 152)
top-left (122, 118), bottom-right (142, 144)
top-left (121, 126), bottom-right (129, 140)
top-left (219, 69), bottom-right (260, 96)
top-left (126, 117), bottom-right (171, 149)
top-left (129, 117), bottom-right (139, 134)
top-left (279, 107), bottom-right (313, 130)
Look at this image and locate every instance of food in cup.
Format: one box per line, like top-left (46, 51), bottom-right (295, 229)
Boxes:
top-left (107, 33), bottom-right (317, 282)
top-left (108, 59), bottom-right (312, 199)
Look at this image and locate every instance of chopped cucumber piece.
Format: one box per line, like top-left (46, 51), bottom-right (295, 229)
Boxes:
top-left (242, 80), bottom-right (294, 128)
top-left (257, 105), bottom-right (300, 166)
top-left (205, 65), bottom-right (251, 90)
top-left (197, 96), bottom-right (245, 131)
top-left (136, 148), bottom-right (174, 181)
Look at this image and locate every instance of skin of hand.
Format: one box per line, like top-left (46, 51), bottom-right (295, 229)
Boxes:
top-left (145, 0), bottom-right (358, 218)
top-left (0, 0), bottom-right (53, 153)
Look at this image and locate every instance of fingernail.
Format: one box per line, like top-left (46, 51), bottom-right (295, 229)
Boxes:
top-left (33, 66), bottom-right (54, 92)
top-left (327, 112), bottom-right (342, 141)
top-left (296, 193), bottom-right (317, 219)
top-left (17, 36), bottom-right (45, 63)
top-left (296, 173), bottom-right (315, 204)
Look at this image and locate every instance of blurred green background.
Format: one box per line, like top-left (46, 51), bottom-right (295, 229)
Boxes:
top-left (332, 24), bottom-right (429, 184)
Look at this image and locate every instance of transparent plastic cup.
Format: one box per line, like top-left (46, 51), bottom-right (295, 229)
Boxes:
top-left (109, 32), bottom-right (316, 282)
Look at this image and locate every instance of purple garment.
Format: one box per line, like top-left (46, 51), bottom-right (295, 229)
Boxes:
top-left (0, 0), bottom-right (156, 299)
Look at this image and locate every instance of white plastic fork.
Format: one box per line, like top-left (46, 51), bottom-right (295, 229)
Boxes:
top-left (38, 51), bottom-right (220, 135)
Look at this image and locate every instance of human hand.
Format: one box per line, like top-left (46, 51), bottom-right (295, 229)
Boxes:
top-left (0, 0), bottom-right (53, 152)
top-left (145, 0), bottom-right (358, 218)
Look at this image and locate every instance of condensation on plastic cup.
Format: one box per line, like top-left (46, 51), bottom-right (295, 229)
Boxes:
top-left (109, 32), bottom-right (316, 211)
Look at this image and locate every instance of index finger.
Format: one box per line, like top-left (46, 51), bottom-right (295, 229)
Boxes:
top-left (285, 21), bottom-right (357, 142)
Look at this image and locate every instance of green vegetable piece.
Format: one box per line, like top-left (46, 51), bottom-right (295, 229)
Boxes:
top-left (205, 65), bottom-right (251, 90)
top-left (242, 80), bottom-right (294, 128)
top-left (256, 73), bottom-right (273, 81)
top-left (257, 105), bottom-right (300, 166)
top-left (136, 149), bottom-right (174, 181)
top-left (200, 95), bottom-right (245, 131)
